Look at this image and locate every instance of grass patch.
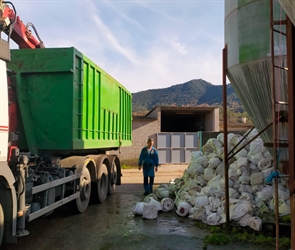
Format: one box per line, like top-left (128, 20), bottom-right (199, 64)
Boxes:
top-left (120, 159), bottom-right (138, 169)
top-left (280, 215), bottom-right (291, 223)
top-left (121, 164), bottom-right (137, 169)
top-left (196, 222), bottom-right (290, 250)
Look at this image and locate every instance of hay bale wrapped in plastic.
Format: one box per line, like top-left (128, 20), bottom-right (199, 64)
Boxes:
top-left (192, 196), bottom-right (209, 207)
top-left (161, 198), bottom-right (174, 212)
top-left (256, 185), bottom-right (273, 202)
top-left (250, 172), bottom-right (264, 186)
top-left (176, 201), bottom-right (192, 217)
top-left (233, 148), bottom-right (248, 159)
top-left (208, 157), bottom-right (221, 169)
top-left (257, 157), bottom-right (272, 170)
top-left (216, 133), bottom-right (224, 144)
top-left (279, 200), bottom-right (290, 215)
top-left (228, 187), bottom-right (239, 199)
top-left (133, 202), bottom-right (145, 215)
top-left (145, 198), bottom-right (162, 211)
top-left (208, 197), bottom-right (221, 212)
top-left (144, 193), bottom-right (158, 202)
top-left (248, 216), bottom-right (262, 231)
top-left (189, 206), bottom-right (207, 221)
top-left (155, 187), bottom-right (170, 199)
top-left (206, 213), bottom-right (220, 225)
top-left (194, 175), bottom-right (207, 187)
top-left (229, 200), bottom-right (253, 221)
top-left (196, 156), bottom-right (209, 167)
top-left (238, 213), bottom-right (252, 227)
top-left (207, 175), bottom-right (222, 189)
top-left (254, 198), bottom-right (270, 214)
top-left (169, 129), bottom-right (289, 231)
top-left (202, 143), bottom-right (214, 154)
top-left (248, 139), bottom-right (264, 156)
top-left (249, 153), bottom-right (264, 165)
top-left (142, 203), bottom-right (158, 219)
top-left (203, 168), bottom-right (215, 181)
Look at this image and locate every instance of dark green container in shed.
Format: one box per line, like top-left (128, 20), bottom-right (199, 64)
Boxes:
top-left (8, 47), bottom-right (132, 156)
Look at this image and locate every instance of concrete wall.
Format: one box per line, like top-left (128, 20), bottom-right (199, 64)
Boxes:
top-left (205, 108), bottom-right (219, 131)
top-left (118, 116), bottom-right (160, 164)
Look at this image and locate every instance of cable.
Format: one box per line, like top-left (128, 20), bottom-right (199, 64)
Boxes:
top-left (2, 1), bottom-right (17, 43)
top-left (26, 22), bottom-right (44, 48)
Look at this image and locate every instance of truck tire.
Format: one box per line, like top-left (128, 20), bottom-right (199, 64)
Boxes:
top-left (0, 204), bottom-right (4, 247)
top-left (97, 163), bottom-right (108, 203)
top-left (108, 160), bottom-right (117, 195)
top-left (75, 166), bottom-right (91, 213)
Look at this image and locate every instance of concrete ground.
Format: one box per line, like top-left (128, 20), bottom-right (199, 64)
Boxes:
top-left (1, 165), bottom-right (273, 250)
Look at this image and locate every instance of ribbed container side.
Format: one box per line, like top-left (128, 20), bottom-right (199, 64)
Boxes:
top-left (225, 0), bottom-right (288, 150)
top-left (8, 47), bottom-right (132, 155)
top-left (279, 0), bottom-right (295, 25)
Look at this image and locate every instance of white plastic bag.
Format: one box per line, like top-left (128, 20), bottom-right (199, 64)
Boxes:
top-left (145, 198), bottom-right (162, 211)
top-left (133, 202), bottom-right (145, 215)
top-left (142, 204), bottom-right (158, 219)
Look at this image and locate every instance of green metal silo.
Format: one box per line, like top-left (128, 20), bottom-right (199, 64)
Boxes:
top-left (225, 0), bottom-right (288, 150)
top-left (279, 0), bottom-right (295, 25)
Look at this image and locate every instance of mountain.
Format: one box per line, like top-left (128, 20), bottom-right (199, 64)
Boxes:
top-left (132, 79), bottom-right (243, 113)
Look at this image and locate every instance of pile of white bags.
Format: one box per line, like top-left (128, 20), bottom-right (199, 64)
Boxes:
top-left (133, 194), bottom-right (174, 219)
top-left (153, 129), bottom-right (290, 231)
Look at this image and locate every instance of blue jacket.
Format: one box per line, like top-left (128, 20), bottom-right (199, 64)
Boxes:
top-left (138, 146), bottom-right (159, 168)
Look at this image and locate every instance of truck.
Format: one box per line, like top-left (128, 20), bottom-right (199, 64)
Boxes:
top-left (0, 0), bottom-right (132, 245)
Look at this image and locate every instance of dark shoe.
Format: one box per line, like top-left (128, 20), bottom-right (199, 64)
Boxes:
top-left (143, 191), bottom-right (149, 195)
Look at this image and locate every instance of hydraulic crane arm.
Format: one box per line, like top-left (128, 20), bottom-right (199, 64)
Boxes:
top-left (0, 0), bottom-right (44, 49)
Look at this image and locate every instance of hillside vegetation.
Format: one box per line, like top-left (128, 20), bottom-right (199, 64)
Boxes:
top-left (132, 79), bottom-right (250, 122)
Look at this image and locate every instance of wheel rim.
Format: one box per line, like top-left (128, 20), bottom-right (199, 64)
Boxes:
top-left (81, 176), bottom-right (91, 200)
top-left (99, 172), bottom-right (107, 195)
top-left (97, 163), bottom-right (108, 203)
top-left (111, 162), bottom-right (117, 185)
top-left (76, 167), bottom-right (91, 213)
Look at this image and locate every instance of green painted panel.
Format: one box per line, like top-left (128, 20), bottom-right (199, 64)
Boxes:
top-left (8, 47), bottom-right (132, 155)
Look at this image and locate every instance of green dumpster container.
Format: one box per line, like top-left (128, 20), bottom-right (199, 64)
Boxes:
top-left (8, 47), bottom-right (132, 156)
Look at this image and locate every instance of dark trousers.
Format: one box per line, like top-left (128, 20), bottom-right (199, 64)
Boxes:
top-left (144, 176), bottom-right (154, 193)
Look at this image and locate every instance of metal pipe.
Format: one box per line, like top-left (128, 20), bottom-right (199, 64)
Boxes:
top-left (228, 121), bottom-right (274, 161)
top-left (228, 127), bottom-right (254, 158)
top-left (286, 14), bottom-right (295, 250)
top-left (222, 45), bottom-right (229, 226)
top-left (16, 165), bottom-right (29, 237)
top-left (270, 1), bottom-right (279, 249)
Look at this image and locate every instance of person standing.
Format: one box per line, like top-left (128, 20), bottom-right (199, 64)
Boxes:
top-left (138, 138), bottom-right (159, 195)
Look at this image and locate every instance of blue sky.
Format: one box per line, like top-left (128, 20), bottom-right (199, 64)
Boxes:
top-left (10, 0), bottom-right (224, 93)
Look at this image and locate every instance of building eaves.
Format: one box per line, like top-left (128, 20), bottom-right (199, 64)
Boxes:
top-left (133, 115), bottom-right (157, 121)
top-left (145, 105), bottom-right (218, 117)
top-left (219, 121), bottom-right (254, 127)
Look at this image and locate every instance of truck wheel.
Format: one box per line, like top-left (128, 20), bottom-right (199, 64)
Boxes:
top-left (97, 163), bottom-right (108, 203)
top-left (0, 204), bottom-right (4, 246)
top-left (75, 167), bottom-right (91, 213)
top-left (108, 161), bottom-right (117, 195)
